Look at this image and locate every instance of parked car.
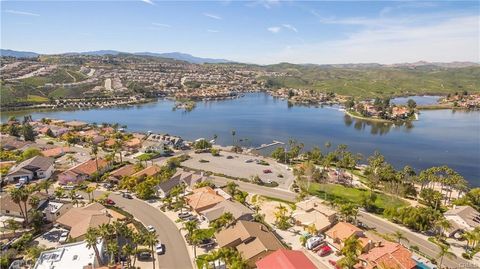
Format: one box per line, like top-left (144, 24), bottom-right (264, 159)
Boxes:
top-left (122, 193), bottom-right (133, 199)
top-left (306, 236), bottom-right (323, 250)
top-left (147, 225), bottom-right (156, 233)
top-left (245, 159), bottom-right (254, 163)
top-left (317, 245), bottom-right (332, 257)
top-left (74, 194), bottom-right (83, 199)
top-left (137, 251), bottom-right (151, 260)
top-left (59, 231), bottom-right (69, 243)
top-left (105, 198), bottom-right (115, 205)
top-left (155, 243), bottom-right (165, 255)
top-left (178, 212), bottom-right (192, 219)
top-left (103, 183), bottom-right (113, 189)
top-left (263, 169), bottom-right (272, 174)
top-left (62, 185), bottom-right (75, 190)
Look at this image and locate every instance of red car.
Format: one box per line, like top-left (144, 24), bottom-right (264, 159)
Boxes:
top-left (105, 198), bottom-right (115, 205)
top-left (263, 169), bottom-right (272, 174)
top-left (317, 245), bottom-right (332, 257)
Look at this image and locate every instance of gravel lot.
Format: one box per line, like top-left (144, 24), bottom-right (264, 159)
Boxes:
top-left (183, 151), bottom-right (294, 189)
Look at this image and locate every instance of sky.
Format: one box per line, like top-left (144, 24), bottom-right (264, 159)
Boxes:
top-left (1, 0), bottom-right (479, 64)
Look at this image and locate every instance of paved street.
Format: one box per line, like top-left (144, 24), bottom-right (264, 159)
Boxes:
top-left (95, 191), bottom-right (193, 269)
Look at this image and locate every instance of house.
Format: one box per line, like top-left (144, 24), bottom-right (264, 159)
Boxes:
top-left (65, 120), bottom-right (88, 129)
top-left (185, 186), bottom-right (226, 213)
top-left (34, 240), bottom-right (104, 269)
top-left (444, 205), bottom-right (480, 237)
top-left (156, 173), bottom-right (182, 198)
top-left (1, 138), bottom-right (32, 151)
top-left (179, 171), bottom-right (207, 190)
top-left (256, 249), bottom-right (317, 269)
top-left (358, 241), bottom-right (417, 269)
top-left (109, 164), bottom-right (136, 182)
top-left (0, 192), bottom-right (49, 218)
top-left (41, 146), bottom-right (70, 158)
top-left (132, 165), bottom-right (162, 179)
top-left (56, 203), bottom-right (115, 240)
top-left (124, 138), bottom-right (142, 151)
top-left (325, 222), bottom-right (372, 251)
top-left (201, 200), bottom-right (254, 223)
top-left (215, 220), bottom-right (285, 267)
top-left (293, 197), bottom-right (337, 232)
top-left (391, 106), bottom-right (409, 119)
top-left (43, 201), bottom-right (73, 222)
top-left (58, 158), bottom-right (109, 185)
top-left (5, 156), bottom-right (54, 183)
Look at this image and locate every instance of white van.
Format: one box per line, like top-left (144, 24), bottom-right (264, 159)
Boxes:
top-left (306, 236), bottom-right (323, 250)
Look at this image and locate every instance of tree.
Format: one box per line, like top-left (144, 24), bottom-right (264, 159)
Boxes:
top-left (339, 235), bottom-right (362, 269)
top-left (226, 181), bottom-right (239, 196)
top-left (86, 186), bottom-right (96, 202)
top-left (231, 130), bottom-right (236, 146)
top-left (182, 220), bottom-right (199, 242)
top-left (193, 139), bottom-right (212, 150)
top-left (8, 124), bottom-right (20, 137)
top-left (274, 204), bottom-right (292, 230)
top-left (339, 203), bottom-right (359, 223)
top-left (5, 219), bottom-right (20, 234)
top-left (360, 191), bottom-right (377, 212)
top-left (21, 148), bottom-right (42, 160)
top-left (85, 227), bottom-right (104, 266)
top-left (91, 144), bottom-right (99, 171)
top-left (22, 123), bottom-right (35, 141)
top-left (143, 231), bottom-right (159, 269)
top-left (38, 180), bottom-right (52, 195)
top-left (210, 212), bottom-right (235, 231)
top-left (407, 99), bottom-right (417, 110)
top-left (9, 187), bottom-right (30, 226)
top-left (436, 243), bottom-right (456, 269)
top-left (391, 230), bottom-right (409, 244)
top-left (420, 188), bottom-right (443, 210)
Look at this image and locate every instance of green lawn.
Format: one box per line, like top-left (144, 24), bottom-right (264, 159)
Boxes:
top-left (196, 228), bottom-right (215, 239)
top-left (26, 94), bottom-right (49, 103)
top-left (308, 183), bottom-right (408, 212)
top-left (196, 254), bottom-right (209, 269)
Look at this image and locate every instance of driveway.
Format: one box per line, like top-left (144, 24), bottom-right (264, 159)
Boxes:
top-left (94, 191), bottom-right (193, 269)
top-left (184, 151), bottom-right (294, 189)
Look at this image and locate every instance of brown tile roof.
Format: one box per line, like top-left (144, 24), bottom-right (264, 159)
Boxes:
top-left (0, 192), bottom-right (49, 214)
top-left (325, 222), bottom-right (363, 242)
top-left (125, 138), bottom-right (142, 148)
top-left (56, 203), bottom-right (113, 239)
top-left (41, 147), bottom-right (70, 158)
top-left (359, 241), bottom-right (416, 269)
top-left (132, 165), bottom-right (161, 178)
top-left (215, 220), bottom-right (285, 261)
top-left (185, 186), bottom-right (225, 211)
top-left (72, 158), bottom-right (108, 176)
top-left (110, 164), bottom-right (135, 178)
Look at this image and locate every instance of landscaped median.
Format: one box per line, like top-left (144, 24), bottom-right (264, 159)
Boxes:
top-left (308, 183), bottom-right (409, 213)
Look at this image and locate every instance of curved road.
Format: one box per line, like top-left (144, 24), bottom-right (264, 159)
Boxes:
top-left (95, 191), bottom-right (192, 269)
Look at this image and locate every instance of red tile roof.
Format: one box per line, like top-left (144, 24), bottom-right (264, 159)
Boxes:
top-left (359, 241), bottom-right (416, 269)
top-left (256, 249), bottom-right (318, 269)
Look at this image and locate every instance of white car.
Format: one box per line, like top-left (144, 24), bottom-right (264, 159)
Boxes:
top-left (59, 231), bottom-right (69, 243)
top-left (147, 225), bottom-right (155, 233)
top-left (155, 243), bottom-right (165, 255)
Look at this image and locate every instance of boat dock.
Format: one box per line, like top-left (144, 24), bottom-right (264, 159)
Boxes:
top-left (255, 140), bottom-right (285, 150)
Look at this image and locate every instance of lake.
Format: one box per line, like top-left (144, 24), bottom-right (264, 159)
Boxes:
top-left (2, 93), bottom-right (479, 187)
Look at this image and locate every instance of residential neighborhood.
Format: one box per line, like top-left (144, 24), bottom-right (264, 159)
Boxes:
top-left (0, 116), bottom-right (479, 269)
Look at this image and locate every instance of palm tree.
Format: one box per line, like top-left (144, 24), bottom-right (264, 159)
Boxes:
top-left (131, 231), bottom-right (144, 267)
top-left (231, 130), bottom-right (236, 146)
top-left (391, 230), bottom-right (409, 244)
top-left (106, 241), bottom-right (118, 266)
top-left (9, 187), bottom-right (29, 226)
top-left (143, 231), bottom-right (159, 269)
top-left (434, 218), bottom-right (452, 239)
top-left (114, 139), bottom-right (123, 163)
top-left (38, 180), bottom-right (52, 195)
top-left (339, 235), bottom-right (362, 269)
top-left (182, 220), bottom-right (199, 242)
top-left (436, 243), bottom-right (456, 269)
top-left (91, 144), bottom-right (99, 171)
top-left (226, 181), bottom-right (238, 196)
top-left (339, 203), bottom-right (359, 223)
top-left (85, 227), bottom-right (104, 266)
top-left (69, 190), bottom-right (80, 207)
top-left (86, 186), bottom-right (96, 202)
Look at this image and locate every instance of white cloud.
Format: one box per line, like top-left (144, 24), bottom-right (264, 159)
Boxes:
top-left (267, 26), bottom-right (281, 33)
top-left (5, 9), bottom-right (40, 16)
top-left (248, 14), bottom-right (479, 64)
top-left (247, 0), bottom-right (281, 9)
top-left (152, 23), bottom-right (171, 28)
top-left (282, 24), bottom-right (298, 32)
top-left (203, 13), bottom-right (222, 20)
top-left (141, 0), bottom-right (154, 5)
top-left (207, 29), bottom-right (220, 33)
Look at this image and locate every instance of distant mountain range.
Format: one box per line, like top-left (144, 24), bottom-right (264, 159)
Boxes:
top-left (1, 49), bottom-right (478, 67)
top-left (0, 49), bottom-right (231, 64)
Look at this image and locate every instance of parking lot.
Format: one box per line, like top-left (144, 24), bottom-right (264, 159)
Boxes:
top-left (183, 151), bottom-right (294, 189)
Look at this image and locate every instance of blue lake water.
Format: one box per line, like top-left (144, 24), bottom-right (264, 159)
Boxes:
top-left (2, 93), bottom-right (479, 186)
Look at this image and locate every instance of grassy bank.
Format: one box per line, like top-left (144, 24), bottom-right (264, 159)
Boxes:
top-left (308, 183), bottom-right (408, 212)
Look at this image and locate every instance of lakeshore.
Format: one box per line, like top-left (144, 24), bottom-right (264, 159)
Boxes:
top-left (2, 93), bottom-right (479, 187)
